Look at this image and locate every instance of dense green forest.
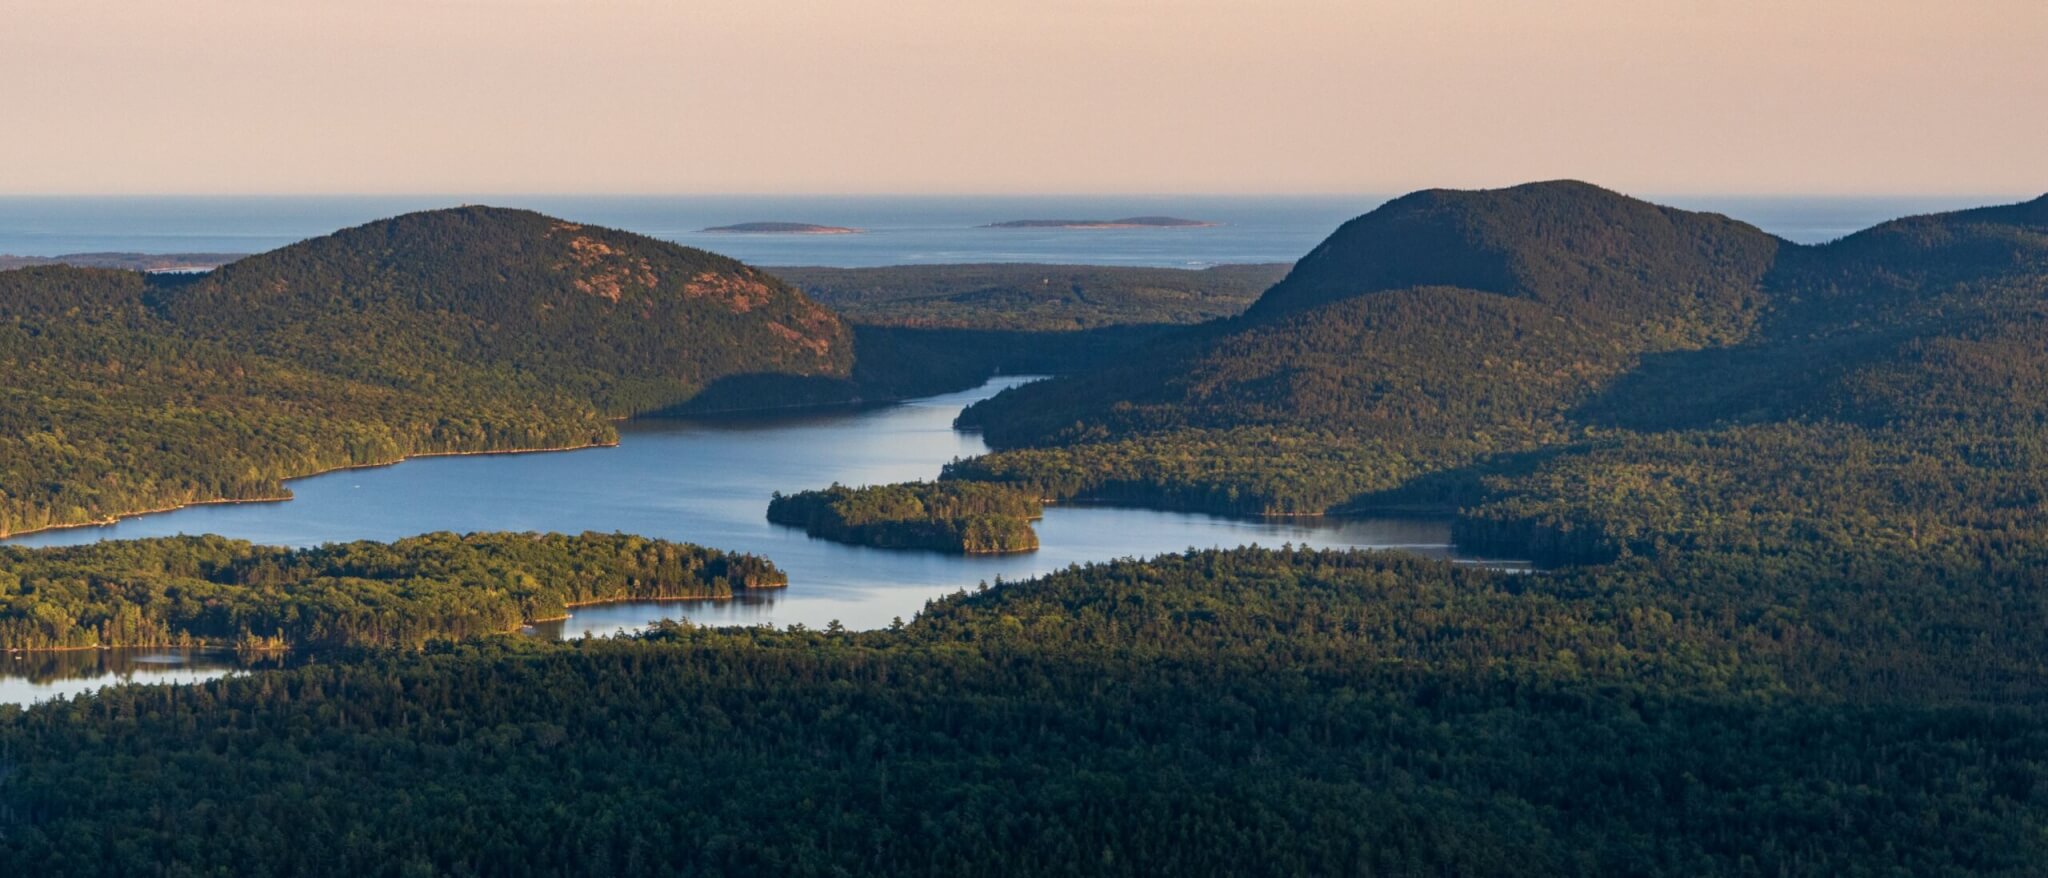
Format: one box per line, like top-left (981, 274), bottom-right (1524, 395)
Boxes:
top-left (2, 547), bottom-right (2042, 875)
top-left (0, 208), bottom-right (861, 538)
top-left (0, 223), bottom-right (1283, 537)
top-left (954, 184), bottom-right (2048, 569)
top-left (0, 265), bottom-right (605, 539)
top-left (0, 532), bottom-right (782, 651)
top-left (767, 481), bottom-right (1041, 553)
top-left (771, 262), bottom-right (1284, 330)
top-left (158, 207), bottom-right (855, 417)
top-left (742, 263), bottom-right (1289, 407)
top-left (8, 184), bottom-right (2048, 874)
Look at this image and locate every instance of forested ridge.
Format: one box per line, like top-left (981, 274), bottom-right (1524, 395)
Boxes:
top-left (954, 183), bottom-right (2048, 567)
top-left (0, 264), bottom-right (606, 539)
top-left (754, 263), bottom-right (1289, 406)
top-left (771, 262), bottom-right (1283, 330)
top-left (0, 219), bottom-right (1282, 538)
top-left (768, 481), bottom-right (1041, 553)
top-left (0, 531), bottom-right (782, 651)
top-left (0, 208), bottom-right (858, 538)
top-left (1, 547), bottom-right (2042, 875)
top-left (157, 208), bottom-right (855, 417)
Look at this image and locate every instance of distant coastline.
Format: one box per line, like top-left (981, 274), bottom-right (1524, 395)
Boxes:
top-left (700, 222), bottom-right (861, 235)
top-left (983, 216), bottom-right (1216, 229)
top-left (0, 252), bottom-right (246, 272)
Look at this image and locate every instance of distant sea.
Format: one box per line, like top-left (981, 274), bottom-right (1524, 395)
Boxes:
top-left (0, 193), bottom-right (2024, 268)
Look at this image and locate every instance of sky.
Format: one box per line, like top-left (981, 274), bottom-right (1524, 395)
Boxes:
top-left (1, 0), bottom-right (2043, 196)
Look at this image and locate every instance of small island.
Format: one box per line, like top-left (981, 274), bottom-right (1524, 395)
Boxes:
top-left (983, 216), bottom-right (1215, 229)
top-left (767, 481), bottom-right (1042, 554)
top-left (700, 222), bottom-right (861, 234)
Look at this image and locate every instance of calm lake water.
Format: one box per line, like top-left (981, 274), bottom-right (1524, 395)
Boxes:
top-left (2, 377), bottom-right (1516, 705)
top-left (0, 194), bottom-right (2021, 266)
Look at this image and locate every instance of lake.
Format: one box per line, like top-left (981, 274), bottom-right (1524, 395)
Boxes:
top-left (1, 377), bottom-right (1516, 706)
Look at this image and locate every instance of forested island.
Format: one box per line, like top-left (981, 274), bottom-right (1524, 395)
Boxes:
top-left (767, 481), bottom-right (1040, 553)
top-left (701, 222), bottom-right (860, 234)
top-left (984, 215), bottom-right (1215, 229)
top-left (0, 532), bottom-right (782, 651)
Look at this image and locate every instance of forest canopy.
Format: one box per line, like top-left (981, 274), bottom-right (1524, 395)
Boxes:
top-left (954, 184), bottom-right (2048, 572)
top-left (0, 531), bottom-right (782, 651)
top-left (0, 208), bottom-right (857, 539)
top-left (1, 546), bottom-right (2042, 876)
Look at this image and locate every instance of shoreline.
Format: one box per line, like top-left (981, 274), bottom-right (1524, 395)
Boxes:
top-left (6, 642), bottom-right (285, 656)
top-left (1028, 495), bottom-right (1459, 521)
top-left (657, 393), bottom-right (923, 418)
top-left (1, 373), bottom-right (1035, 545)
top-left (558, 584), bottom-right (788, 610)
top-left (5, 589), bottom-right (792, 654)
top-left (0, 440), bottom-right (620, 543)
top-left (651, 371), bottom-right (1039, 419)
top-left (522, 588), bottom-right (791, 629)
top-left (0, 495), bottom-right (296, 541)
top-left (549, 585), bottom-right (789, 614)
top-left (982, 221), bottom-right (1219, 230)
top-left (701, 228), bottom-right (862, 235)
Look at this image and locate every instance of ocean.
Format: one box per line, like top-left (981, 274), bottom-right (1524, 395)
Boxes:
top-left (0, 193), bottom-right (2022, 267)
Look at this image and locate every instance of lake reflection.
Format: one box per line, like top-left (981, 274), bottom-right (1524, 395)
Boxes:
top-left (0, 648), bottom-right (283, 707)
top-left (4, 377), bottom-right (1519, 691)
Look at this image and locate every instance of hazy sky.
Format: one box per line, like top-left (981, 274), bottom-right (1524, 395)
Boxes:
top-left (2, 0), bottom-right (2042, 195)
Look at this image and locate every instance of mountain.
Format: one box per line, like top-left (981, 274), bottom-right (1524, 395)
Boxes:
top-left (952, 183), bottom-right (2048, 556)
top-left (1581, 192), bottom-right (2048, 432)
top-left (161, 206), bottom-right (853, 416)
top-left (0, 207), bottom-right (856, 538)
top-left (963, 181), bottom-right (1782, 440)
top-left (1244, 180), bottom-right (1779, 327)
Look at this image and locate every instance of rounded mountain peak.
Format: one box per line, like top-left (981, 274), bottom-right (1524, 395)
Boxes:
top-left (159, 206), bottom-right (854, 416)
top-left (1245, 181), bottom-right (1781, 324)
